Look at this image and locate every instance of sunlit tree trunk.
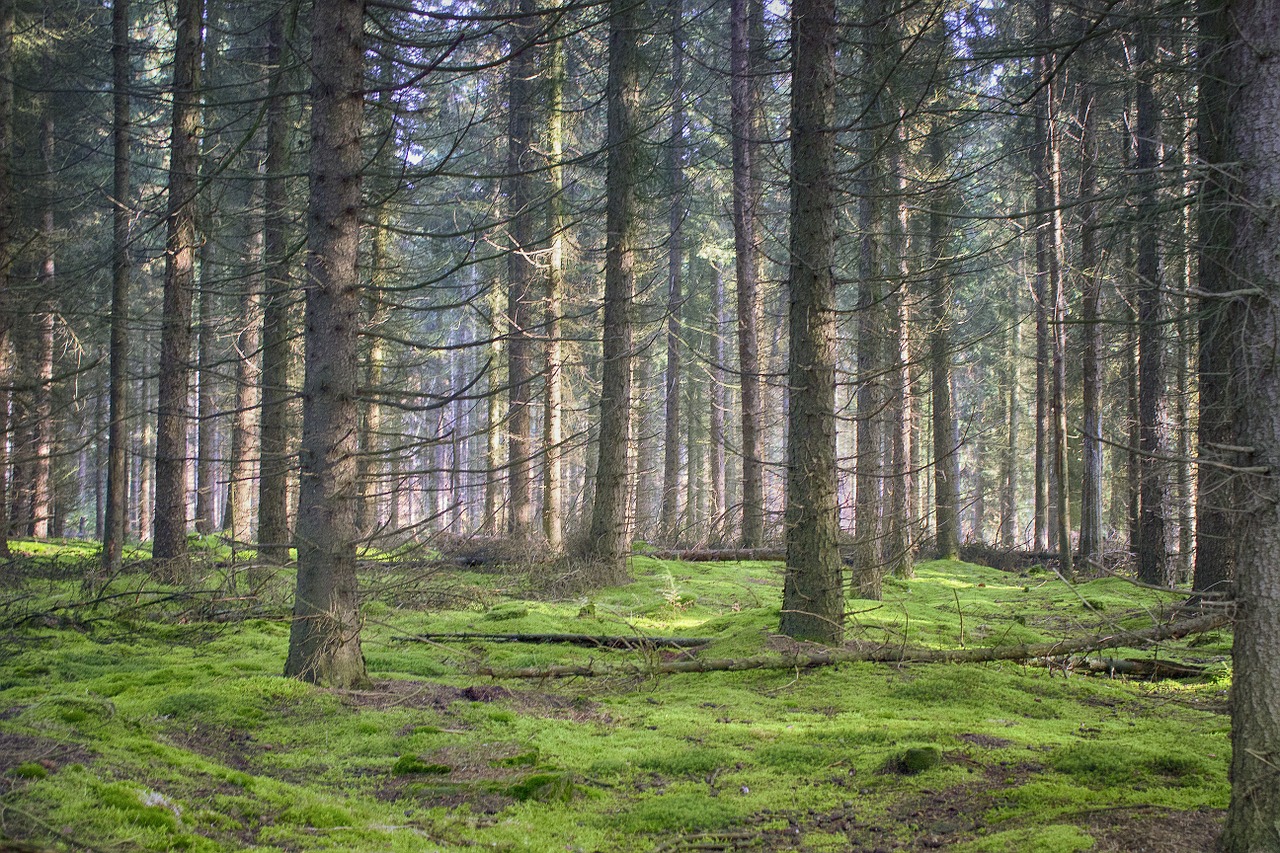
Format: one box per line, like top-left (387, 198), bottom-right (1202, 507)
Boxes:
top-left (542, 30), bottom-right (565, 550)
top-left (30, 112), bottom-right (55, 539)
top-left (506, 0), bottom-right (538, 538)
top-left (999, 270), bottom-right (1020, 548)
top-left (152, 0), bottom-right (204, 577)
top-left (781, 0), bottom-right (841, 644)
top-left (284, 0), bottom-right (370, 689)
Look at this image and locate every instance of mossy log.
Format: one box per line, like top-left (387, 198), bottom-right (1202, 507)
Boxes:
top-left (1067, 656), bottom-right (1208, 679)
top-left (393, 632), bottom-right (712, 649)
top-left (476, 612), bottom-right (1229, 679)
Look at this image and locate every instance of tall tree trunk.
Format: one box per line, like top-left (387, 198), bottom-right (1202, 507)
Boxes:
top-left (31, 112), bottom-right (55, 539)
top-left (660, 0), bottom-right (685, 542)
top-left (284, 0), bottom-right (370, 689)
top-left (506, 0), bottom-right (537, 538)
top-left (927, 129), bottom-right (958, 561)
top-left (103, 0), bottom-right (130, 572)
top-left (194, 249), bottom-right (218, 536)
top-left (257, 5), bottom-right (293, 565)
top-left (708, 264), bottom-right (727, 542)
top-left (781, 0), bottom-right (841, 645)
top-left (730, 0), bottom-right (765, 548)
top-left (886, 164), bottom-right (914, 580)
top-left (1219, 4), bottom-right (1280, 847)
top-left (0, 0), bottom-right (12, 557)
top-left (222, 183), bottom-right (263, 544)
top-left (542, 30), bottom-right (565, 550)
top-left (1076, 33), bottom-right (1103, 570)
top-left (102, 0), bottom-right (131, 560)
top-left (152, 0), bottom-right (204, 576)
top-left (1000, 271), bottom-right (1020, 548)
top-left (1135, 18), bottom-right (1167, 586)
top-left (1047, 74), bottom-right (1073, 579)
top-left (585, 0), bottom-right (641, 579)
top-left (1192, 0), bottom-right (1235, 597)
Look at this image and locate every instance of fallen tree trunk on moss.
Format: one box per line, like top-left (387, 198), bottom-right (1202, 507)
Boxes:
top-left (476, 612), bottom-right (1230, 679)
top-left (1066, 656), bottom-right (1209, 679)
top-left (392, 632), bottom-right (712, 649)
top-left (643, 548), bottom-right (786, 562)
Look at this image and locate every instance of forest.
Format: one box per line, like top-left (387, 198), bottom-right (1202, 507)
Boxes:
top-left (0, 0), bottom-right (1278, 850)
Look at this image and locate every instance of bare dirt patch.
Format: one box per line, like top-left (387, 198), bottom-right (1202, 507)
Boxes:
top-left (1082, 806), bottom-right (1223, 852)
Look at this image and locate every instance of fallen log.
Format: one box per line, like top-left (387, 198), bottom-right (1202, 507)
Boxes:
top-left (393, 632), bottom-right (712, 649)
top-left (643, 548), bottom-right (785, 562)
top-left (1067, 656), bottom-right (1209, 679)
top-left (476, 612), bottom-right (1229, 679)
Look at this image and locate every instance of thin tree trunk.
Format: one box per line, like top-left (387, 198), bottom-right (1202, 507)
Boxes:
top-left (1076, 33), bottom-right (1104, 571)
top-left (730, 0), bottom-right (765, 548)
top-left (284, 0), bottom-right (370, 689)
top-left (103, 0), bottom-right (132, 574)
top-left (256, 5), bottom-right (293, 566)
top-left (927, 128), bottom-right (958, 561)
top-left (542, 30), bottom-right (565, 550)
top-left (781, 0), bottom-right (841, 644)
top-left (1135, 18), bottom-right (1167, 587)
top-left (585, 0), bottom-right (641, 579)
top-left (194, 248), bottom-right (218, 536)
top-left (1000, 271), bottom-right (1020, 548)
top-left (659, 0), bottom-right (685, 542)
top-left (152, 0), bottom-right (204, 576)
top-left (709, 264), bottom-right (727, 542)
top-left (31, 113), bottom-right (55, 539)
top-left (222, 182), bottom-right (263, 545)
top-left (506, 0), bottom-right (537, 538)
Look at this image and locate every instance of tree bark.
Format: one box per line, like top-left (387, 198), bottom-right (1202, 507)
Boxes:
top-left (506, 0), bottom-right (538, 539)
top-left (152, 0), bottom-right (204, 577)
top-left (1076, 29), bottom-right (1104, 571)
top-left (659, 0), bottom-right (686, 542)
top-left (0, 0), bottom-right (11, 558)
top-left (102, 0), bottom-right (130, 575)
top-left (542, 29), bottom-right (565, 551)
top-left (257, 5), bottom-right (294, 565)
top-left (284, 0), bottom-right (370, 689)
top-left (1192, 0), bottom-right (1236, 598)
top-left (780, 0), bottom-right (842, 645)
top-left (585, 0), bottom-right (641, 579)
top-left (1135, 18), bottom-right (1167, 587)
top-left (222, 181), bottom-right (263, 544)
top-left (30, 112), bottom-right (56, 539)
top-left (927, 128), bottom-right (958, 561)
top-left (1219, 3), bottom-right (1280, 847)
top-left (730, 0), bottom-right (765, 548)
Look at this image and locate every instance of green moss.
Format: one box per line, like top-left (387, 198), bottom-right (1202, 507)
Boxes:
top-left (506, 772), bottom-right (580, 803)
top-left (392, 755), bottom-right (451, 776)
top-left (11, 761), bottom-right (48, 779)
top-left (957, 824), bottom-right (1094, 852)
top-left (280, 801), bottom-right (353, 828)
top-left (620, 791), bottom-right (743, 834)
top-left (899, 746), bottom-right (941, 774)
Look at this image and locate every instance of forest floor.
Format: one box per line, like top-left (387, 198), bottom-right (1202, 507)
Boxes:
top-left (0, 540), bottom-right (1232, 852)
